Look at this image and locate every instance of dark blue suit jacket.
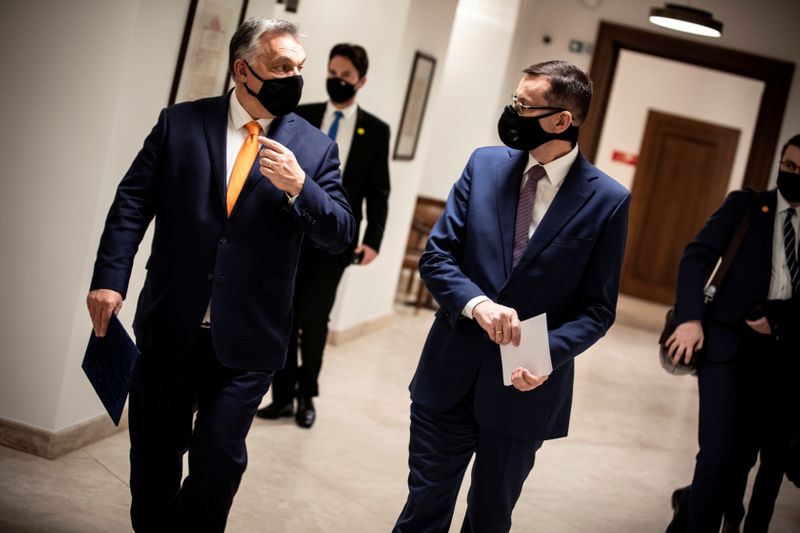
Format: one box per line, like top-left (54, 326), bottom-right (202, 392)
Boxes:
top-left (674, 189), bottom-right (789, 361)
top-left (409, 147), bottom-right (630, 441)
top-left (91, 93), bottom-right (355, 371)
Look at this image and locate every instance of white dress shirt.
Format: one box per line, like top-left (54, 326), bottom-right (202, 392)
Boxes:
top-left (203, 91), bottom-right (274, 325)
top-left (463, 145), bottom-right (580, 319)
top-left (768, 192), bottom-right (799, 300)
top-left (320, 100), bottom-right (358, 171)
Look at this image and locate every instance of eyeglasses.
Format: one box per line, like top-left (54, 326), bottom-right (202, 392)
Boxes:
top-left (780, 160), bottom-right (800, 174)
top-left (511, 94), bottom-right (565, 116)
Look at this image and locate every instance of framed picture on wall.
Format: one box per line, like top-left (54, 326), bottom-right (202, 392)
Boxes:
top-left (168, 0), bottom-right (249, 105)
top-left (393, 51), bottom-right (436, 161)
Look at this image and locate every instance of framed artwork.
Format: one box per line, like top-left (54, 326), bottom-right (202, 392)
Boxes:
top-left (168, 0), bottom-right (249, 105)
top-left (393, 52), bottom-right (436, 161)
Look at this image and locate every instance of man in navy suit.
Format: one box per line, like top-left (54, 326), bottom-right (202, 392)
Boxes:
top-left (86, 18), bottom-right (354, 532)
top-left (393, 60), bottom-right (630, 532)
top-left (257, 43), bottom-right (390, 428)
top-left (666, 135), bottom-right (800, 533)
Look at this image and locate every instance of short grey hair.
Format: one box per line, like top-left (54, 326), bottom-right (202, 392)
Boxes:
top-left (228, 18), bottom-right (299, 76)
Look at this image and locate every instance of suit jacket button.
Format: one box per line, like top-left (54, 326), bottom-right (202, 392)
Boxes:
top-left (207, 273), bottom-right (213, 281)
top-left (219, 237), bottom-right (227, 246)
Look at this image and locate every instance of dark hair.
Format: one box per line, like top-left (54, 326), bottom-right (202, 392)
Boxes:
top-left (329, 43), bottom-right (369, 78)
top-left (781, 134), bottom-right (800, 158)
top-left (522, 60), bottom-right (592, 125)
top-left (229, 18), bottom-right (299, 77)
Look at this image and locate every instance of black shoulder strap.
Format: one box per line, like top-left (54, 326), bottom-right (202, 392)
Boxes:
top-left (705, 189), bottom-right (757, 302)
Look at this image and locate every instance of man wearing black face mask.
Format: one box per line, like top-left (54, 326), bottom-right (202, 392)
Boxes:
top-left (85, 18), bottom-right (353, 531)
top-left (257, 43), bottom-right (390, 429)
top-left (394, 60), bottom-right (630, 532)
top-left (666, 135), bottom-right (800, 533)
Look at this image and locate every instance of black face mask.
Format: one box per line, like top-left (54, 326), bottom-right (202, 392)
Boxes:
top-left (243, 61), bottom-right (303, 117)
top-left (777, 170), bottom-right (800, 203)
top-left (497, 105), bottom-right (578, 151)
top-left (326, 77), bottom-right (357, 103)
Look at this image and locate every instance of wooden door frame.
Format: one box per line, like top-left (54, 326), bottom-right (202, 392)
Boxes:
top-left (580, 22), bottom-right (794, 190)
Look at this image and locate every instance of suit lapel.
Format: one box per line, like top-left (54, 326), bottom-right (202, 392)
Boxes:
top-left (496, 149), bottom-right (528, 278)
top-left (506, 153), bottom-right (595, 284)
top-left (757, 189), bottom-right (777, 281)
top-left (202, 94), bottom-right (231, 214)
top-left (345, 107), bottom-right (367, 174)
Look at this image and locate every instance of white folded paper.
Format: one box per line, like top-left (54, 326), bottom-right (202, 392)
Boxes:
top-left (499, 312), bottom-right (552, 386)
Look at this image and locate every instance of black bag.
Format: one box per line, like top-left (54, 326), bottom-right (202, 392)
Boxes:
top-left (658, 192), bottom-right (756, 376)
top-left (658, 307), bottom-right (699, 375)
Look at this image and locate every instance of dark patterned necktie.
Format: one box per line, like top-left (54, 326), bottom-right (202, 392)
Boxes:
top-left (512, 165), bottom-right (547, 267)
top-left (785, 207), bottom-right (799, 296)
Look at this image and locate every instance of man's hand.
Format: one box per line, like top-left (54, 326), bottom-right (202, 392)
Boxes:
top-left (354, 244), bottom-right (378, 266)
top-left (258, 137), bottom-right (305, 196)
top-left (745, 316), bottom-right (771, 335)
top-left (473, 300), bottom-right (520, 346)
top-left (666, 320), bottom-right (703, 366)
top-left (510, 367), bottom-right (548, 392)
top-left (86, 289), bottom-right (123, 337)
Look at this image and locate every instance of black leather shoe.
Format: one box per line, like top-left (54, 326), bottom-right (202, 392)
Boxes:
top-left (256, 401), bottom-right (293, 420)
top-left (666, 486), bottom-right (689, 533)
top-left (295, 396), bottom-right (316, 428)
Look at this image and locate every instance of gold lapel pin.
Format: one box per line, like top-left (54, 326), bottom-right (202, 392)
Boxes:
top-left (357, 127), bottom-right (365, 135)
top-left (762, 205), bottom-right (769, 213)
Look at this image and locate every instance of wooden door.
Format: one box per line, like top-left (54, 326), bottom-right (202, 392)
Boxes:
top-left (620, 111), bottom-right (740, 304)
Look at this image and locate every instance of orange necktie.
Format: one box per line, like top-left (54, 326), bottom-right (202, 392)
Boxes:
top-left (226, 121), bottom-right (261, 216)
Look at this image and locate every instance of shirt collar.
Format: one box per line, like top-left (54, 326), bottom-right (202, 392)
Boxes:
top-left (229, 90), bottom-right (272, 134)
top-left (325, 99), bottom-right (358, 120)
top-left (524, 144), bottom-right (580, 189)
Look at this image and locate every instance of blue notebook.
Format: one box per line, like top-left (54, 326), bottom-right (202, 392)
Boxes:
top-left (82, 314), bottom-right (140, 426)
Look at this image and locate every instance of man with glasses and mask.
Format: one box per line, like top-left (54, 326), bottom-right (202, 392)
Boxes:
top-left (393, 60), bottom-right (630, 532)
top-left (257, 43), bottom-right (390, 429)
top-left (86, 18), bottom-right (353, 532)
top-left (666, 134), bottom-right (800, 533)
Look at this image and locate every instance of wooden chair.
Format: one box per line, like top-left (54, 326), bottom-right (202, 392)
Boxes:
top-left (400, 196), bottom-right (445, 312)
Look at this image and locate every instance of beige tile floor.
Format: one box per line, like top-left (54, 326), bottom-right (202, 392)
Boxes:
top-left (1, 296), bottom-right (798, 532)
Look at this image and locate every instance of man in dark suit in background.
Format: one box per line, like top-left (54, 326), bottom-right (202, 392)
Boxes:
top-left (257, 43), bottom-right (390, 428)
top-left (666, 135), bottom-right (800, 533)
top-left (393, 60), bottom-right (630, 532)
top-left (86, 18), bottom-right (354, 532)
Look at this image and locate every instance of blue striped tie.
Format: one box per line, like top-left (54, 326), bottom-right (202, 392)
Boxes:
top-left (327, 111), bottom-right (344, 140)
top-left (784, 208), bottom-right (799, 296)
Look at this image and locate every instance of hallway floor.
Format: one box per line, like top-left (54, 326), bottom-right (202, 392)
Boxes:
top-left (1, 297), bottom-right (798, 532)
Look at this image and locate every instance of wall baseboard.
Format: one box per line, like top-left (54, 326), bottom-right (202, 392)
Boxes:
top-left (1, 315), bottom-right (395, 459)
top-left (328, 313), bottom-right (394, 346)
top-left (0, 411), bottom-right (127, 460)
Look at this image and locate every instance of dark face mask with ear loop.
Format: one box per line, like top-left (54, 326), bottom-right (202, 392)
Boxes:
top-left (497, 105), bottom-right (579, 151)
top-left (243, 61), bottom-right (303, 117)
top-left (326, 77), bottom-right (357, 103)
top-left (777, 169), bottom-right (800, 204)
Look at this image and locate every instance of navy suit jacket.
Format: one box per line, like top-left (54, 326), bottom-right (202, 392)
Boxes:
top-left (674, 189), bottom-right (798, 360)
top-left (409, 146), bottom-right (630, 441)
top-left (90, 93), bottom-right (355, 371)
top-left (294, 102), bottom-right (391, 252)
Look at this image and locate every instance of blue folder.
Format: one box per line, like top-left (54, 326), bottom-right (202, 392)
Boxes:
top-left (82, 314), bottom-right (140, 426)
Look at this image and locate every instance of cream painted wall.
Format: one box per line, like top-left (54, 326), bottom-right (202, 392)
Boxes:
top-left (596, 50), bottom-right (764, 193)
top-left (415, 0), bottom-right (524, 201)
top-left (273, 0), bottom-right (460, 333)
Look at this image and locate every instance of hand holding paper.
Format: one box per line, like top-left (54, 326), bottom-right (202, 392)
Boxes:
top-left (500, 313), bottom-right (552, 390)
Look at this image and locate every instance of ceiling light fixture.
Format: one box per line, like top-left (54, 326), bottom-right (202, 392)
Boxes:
top-left (649, 3), bottom-right (723, 38)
